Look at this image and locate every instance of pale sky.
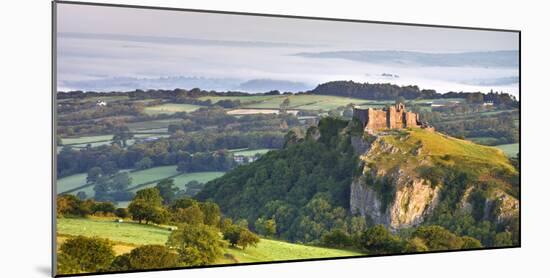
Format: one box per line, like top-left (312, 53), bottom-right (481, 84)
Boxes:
top-left (56, 3), bottom-right (520, 96)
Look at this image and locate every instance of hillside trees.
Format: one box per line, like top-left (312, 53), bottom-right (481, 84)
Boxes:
top-left (196, 118), bottom-right (358, 243)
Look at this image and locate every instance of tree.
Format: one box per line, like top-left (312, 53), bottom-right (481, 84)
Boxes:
top-left (223, 225), bottom-right (242, 247)
top-left (412, 225), bottom-right (465, 251)
top-left (86, 167), bottom-right (102, 183)
top-left (358, 225), bottom-right (404, 254)
top-left (112, 125), bottom-right (133, 147)
top-left (238, 228), bottom-right (260, 250)
top-left (322, 229), bottom-right (352, 248)
top-left (128, 188), bottom-right (166, 224)
top-left (223, 224), bottom-right (260, 250)
top-left (57, 195), bottom-right (90, 217)
top-left (199, 201), bottom-right (221, 226)
top-left (135, 157), bottom-right (154, 170)
top-left (166, 223), bottom-right (226, 266)
top-left (255, 217), bottom-right (276, 237)
top-left (76, 191), bottom-right (87, 200)
top-left (110, 245), bottom-right (179, 271)
top-left (280, 97), bottom-right (290, 113)
top-left (114, 207), bottom-right (129, 218)
top-left (494, 231), bottom-right (513, 247)
top-left (155, 178), bottom-right (178, 205)
top-left (461, 236), bottom-right (483, 249)
top-left (91, 202), bottom-right (116, 215)
top-left (405, 237), bottom-right (429, 252)
top-left (172, 204), bottom-right (204, 225)
top-left (59, 236), bottom-right (115, 273)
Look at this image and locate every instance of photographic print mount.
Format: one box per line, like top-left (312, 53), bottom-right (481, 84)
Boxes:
top-left (53, 1), bottom-right (521, 276)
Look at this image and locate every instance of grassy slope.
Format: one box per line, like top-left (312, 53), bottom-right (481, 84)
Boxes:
top-left (378, 128), bottom-right (515, 173)
top-left (225, 239), bottom-right (361, 263)
top-left (57, 218), bottom-right (360, 263)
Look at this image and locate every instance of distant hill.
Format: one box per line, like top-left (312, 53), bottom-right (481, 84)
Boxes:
top-left (294, 50), bottom-right (519, 68)
top-left (238, 79), bottom-right (311, 93)
top-left (309, 80), bottom-right (518, 107)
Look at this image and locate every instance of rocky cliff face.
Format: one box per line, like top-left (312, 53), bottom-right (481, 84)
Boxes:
top-left (350, 176), bottom-right (440, 230)
top-left (349, 129), bottom-right (519, 231)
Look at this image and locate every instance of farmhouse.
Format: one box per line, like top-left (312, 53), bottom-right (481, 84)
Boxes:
top-left (353, 103), bottom-right (433, 132)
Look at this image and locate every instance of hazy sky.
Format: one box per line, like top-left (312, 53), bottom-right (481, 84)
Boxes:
top-left (56, 3), bottom-right (520, 96)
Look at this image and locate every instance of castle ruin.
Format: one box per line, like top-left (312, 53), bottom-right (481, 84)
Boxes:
top-left (353, 103), bottom-right (432, 132)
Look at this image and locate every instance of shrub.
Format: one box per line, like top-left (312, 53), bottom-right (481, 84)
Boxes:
top-left (58, 236), bottom-right (115, 273)
top-left (322, 229), bottom-right (352, 248)
top-left (111, 245), bottom-right (179, 270)
top-left (114, 208), bottom-right (129, 218)
top-left (357, 225), bottom-right (404, 254)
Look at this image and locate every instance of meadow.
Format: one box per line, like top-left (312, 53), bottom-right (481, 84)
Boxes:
top-left (57, 165), bottom-right (225, 199)
top-left (56, 217), bottom-right (362, 263)
top-left (143, 103), bottom-right (204, 115)
top-left (496, 143), bottom-right (520, 157)
top-left (230, 148), bottom-right (273, 157)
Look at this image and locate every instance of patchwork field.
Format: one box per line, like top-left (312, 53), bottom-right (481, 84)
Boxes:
top-left (57, 165), bottom-right (224, 197)
top-left (496, 143), bottom-right (519, 157)
top-left (230, 148), bottom-right (273, 157)
top-left (129, 170), bottom-right (225, 192)
top-left (56, 217), bottom-right (362, 264)
top-left (144, 103), bottom-right (204, 115)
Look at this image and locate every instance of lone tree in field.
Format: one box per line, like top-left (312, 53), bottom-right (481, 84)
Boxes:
top-left (279, 97), bottom-right (290, 113)
top-left (166, 223), bottom-right (226, 266)
top-left (58, 236), bottom-right (115, 274)
top-left (223, 224), bottom-right (260, 250)
top-left (128, 188), bottom-right (167, 224)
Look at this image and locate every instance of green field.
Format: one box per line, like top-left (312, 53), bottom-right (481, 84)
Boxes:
top-left (57, 218), bottom-right (171, 246)
top-left (144, 103), bottom-right (204, 115)
top-left (127, 119), bottom-right (183, 131)
top-left (496, 143), bottom-right (519, 157)
top-left (61, 133), bottom-right (169, 149)
top-left (230, 148), bottom-right (273, 157)
top-left (61, 135), bottom-right (114, 145)
top-left (57, 217), bottom-right (362, 263)
top-left (226, 238), bottom-right (361, 263)
top-left (56, 173), bottom-right (89, 193)
top-left (57, 166), bottom-right (224, 198)
top-left (467, 137), bottom-right (500, 145)
top-left (129, 170), bottom-right (225, 192)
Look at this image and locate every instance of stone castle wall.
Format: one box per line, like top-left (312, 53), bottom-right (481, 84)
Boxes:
top-left (353, 103), bottom-right (423, 131)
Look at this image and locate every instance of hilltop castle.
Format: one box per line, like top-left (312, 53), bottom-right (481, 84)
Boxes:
top-left (353, 103), bottom-right (432, 132)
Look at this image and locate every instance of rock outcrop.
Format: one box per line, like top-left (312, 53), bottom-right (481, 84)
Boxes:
top-left (349, 128), bottom-right (519, 231)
